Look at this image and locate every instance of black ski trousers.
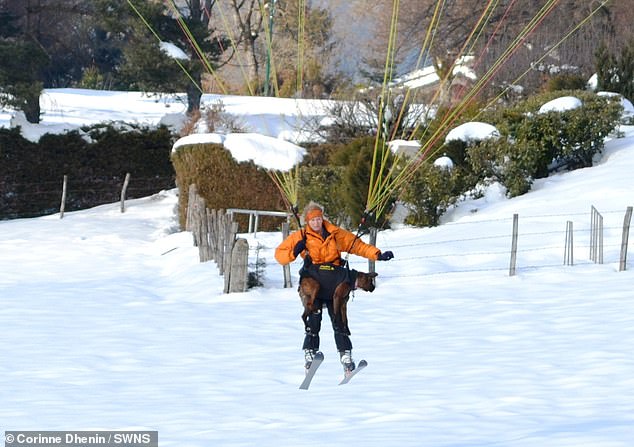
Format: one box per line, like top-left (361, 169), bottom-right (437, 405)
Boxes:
top-left (300, 263), bottom-right (355, 353)
top-left (302, 301), bottom-right (352, 353)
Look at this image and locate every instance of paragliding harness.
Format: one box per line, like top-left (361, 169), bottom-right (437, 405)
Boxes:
top-left (291, 206), bottom-right (371, 301)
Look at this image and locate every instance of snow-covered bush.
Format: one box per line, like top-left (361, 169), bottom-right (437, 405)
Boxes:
top-left (472, 90), bottom-right (622, 196)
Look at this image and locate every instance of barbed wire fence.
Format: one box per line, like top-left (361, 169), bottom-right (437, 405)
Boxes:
top-left (0, 174), bottom-right (175, 219)
top-left (5, 175), bottom-right (631, 288)
top-left (341, 206), bottom-right (634, 280)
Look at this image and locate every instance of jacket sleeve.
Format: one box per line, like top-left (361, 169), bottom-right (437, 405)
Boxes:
top-left (274, 230), bottom-right (305, 265)
top-left (336, 227), bottom-right (381, 261)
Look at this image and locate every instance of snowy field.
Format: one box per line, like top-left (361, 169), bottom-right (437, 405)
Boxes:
top-left (2, 90), bottom-right (634, 446)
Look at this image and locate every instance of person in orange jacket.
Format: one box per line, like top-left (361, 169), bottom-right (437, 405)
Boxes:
top-left (275, 201), bottom-right (394, 372)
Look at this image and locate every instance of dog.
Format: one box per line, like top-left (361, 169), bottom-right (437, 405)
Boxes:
top-left (299, 270), bottom-right (378, 336)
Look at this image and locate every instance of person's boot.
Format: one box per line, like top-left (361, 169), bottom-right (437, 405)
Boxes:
top-left (339, 350), bottom-right (355, 373)
top-left (304, 349), bottom-right (316, 371)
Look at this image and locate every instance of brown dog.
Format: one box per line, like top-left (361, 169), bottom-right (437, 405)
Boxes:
top-left (299, 270), bottom-right (378, 336)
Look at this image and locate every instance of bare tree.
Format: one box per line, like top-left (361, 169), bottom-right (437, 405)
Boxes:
top-left (270, 0), bottom-right (336, 97)
top-left (346, 0), bottom-right (634, 101)
top-left (209, 0), bottom-right (264, 94)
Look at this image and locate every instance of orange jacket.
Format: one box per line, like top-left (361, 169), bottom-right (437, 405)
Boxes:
top-left (275, 220), bottom-right (380, 266)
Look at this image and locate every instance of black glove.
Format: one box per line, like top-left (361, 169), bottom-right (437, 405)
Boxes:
top-left (377, 250), bottom-right (394, 261)
top-left (293, 240), bottom-right (306, 257)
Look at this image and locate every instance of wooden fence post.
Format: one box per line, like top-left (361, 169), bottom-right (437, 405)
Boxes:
top-left (227, 238), bottom-right (249, 293)
top-left (204, 208), bottom-right (214, 262)
top-left (198, 201), bottom-right (210, 263)
top-left (120, 172), bottom-right (131, 213)
top-left (210, 209), bottom-right (221, 261)
top-left (509, 213), bottom-right (519, 276)
top-left (190, 194), bottom-right (205, 248)
top-left (60, 174), bottom-right (68, 219)
top-left (619, 206), bottom-right (633, 271)
top-left (220, 216), bottom-right (237, 277)
top-left (186, 184), bottom-right (198, 232)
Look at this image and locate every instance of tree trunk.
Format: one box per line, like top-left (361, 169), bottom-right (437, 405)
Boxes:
top-left (433, 55), bottom-right (455, 107)
top-left (186, 68), bottom-right (203, 115)
top-left (244, 36), bottom-right (260, 92)
top-left (24, 85), bottom-right (43, 124)
top-left (224, 0), bottom-right (263, 93)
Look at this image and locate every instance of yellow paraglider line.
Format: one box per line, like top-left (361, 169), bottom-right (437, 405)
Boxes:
top-left (367, 0), bottom-right (401, 216)
top-left (297, 0), bottom-right (307, 95)
top-left (407, 0), bottom-right (502, 146)
top-left (479, 0), bottom-right (614, 115)
top-left (367, 0), bottom-right (502, 217)
top-left (376, 0), bottom-right (614, 222)
top-left (164, 0), bottom-right (229, 94)
top-left (411, 0), bottom-right (561, 163)
top-left (131, 0), bottom-right (614, 225)
top-left (259, 0), bottom-right (282, 97)
top-left (210, 0), bottom-right (258, 96)
top-left (366, 0), bottom-right (591, 220)
top-left (389, 0), bottom-right (447, 143)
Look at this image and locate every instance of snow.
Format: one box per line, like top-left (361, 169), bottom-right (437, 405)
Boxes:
top-left (160, 41), bottom-right (189, 61)
top-left (433, 155), bottom-right (454, 170)
top-left (391, 56), bottom-right (476, 89)
top-left (2, 90), bottom-right (634, 446)
top-left (588, 73), bottom-right (599, 90)
top-left (388, 139), bottom-right (421, 157)
top-left (172, 132), bottom-right (226, 147)
top-left (0, 89), bottom-right (328, 144)
top-left (539, 96), bottom-right (583, 114)
top-left (598, 92), bottom-right (634, 119)
top-left (172, 132), bottom-right (306, 172)
top-left (445, 121), bottom-right (500, 143)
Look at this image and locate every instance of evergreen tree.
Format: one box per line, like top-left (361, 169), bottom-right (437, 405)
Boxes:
top-left (0, 10), bottom-right (48, 123)
top-left (273, 0), bottom-right (337, 98)
top-left (94, 0), bottom-right (228, 114)
top-left (595, 43), bottom-right (618, 92)
top-left (595, 39), bottom-right (634, 101)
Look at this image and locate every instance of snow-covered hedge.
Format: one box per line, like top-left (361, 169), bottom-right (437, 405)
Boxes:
top-left (171, 142), bottom-right (285, 231)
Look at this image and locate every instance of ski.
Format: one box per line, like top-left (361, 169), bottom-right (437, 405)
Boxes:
top-left (299, 351), bottom-right (324, 390)
top-left (338, 359), bottom-right (368, 385)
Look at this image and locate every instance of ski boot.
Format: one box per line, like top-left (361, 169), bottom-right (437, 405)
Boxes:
top-left (339, 350), bottom-right (356, 373)
top-left (304, 349), bottom-right (317, 371)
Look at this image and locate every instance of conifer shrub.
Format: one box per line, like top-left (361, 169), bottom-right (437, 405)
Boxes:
top-left (474, 89), bottom-right (622, 194)
top-left (0, 124), bottom-right (174, 219)
top-left (171, 143), bottom-right (286, 231)
top-left (331, 136), bottom-right (395, 229)
top-left (401, 162), bottom-right (462, 227)
top-left (543, 73), bottom-right (588, 92)
top-left (400, 90), bottom-right (622, 226)
top-left (298, 165), bottom-right (347, 226)
top-left (296, 136), bottom-right (397, 229)
top-left (467, 137), bottom-right (535, 197)
top-left (595, 39), bottom-right (634, 102)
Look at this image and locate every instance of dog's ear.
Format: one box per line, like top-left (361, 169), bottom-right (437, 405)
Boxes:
top-left (369, 272), bottom-right (378, 278)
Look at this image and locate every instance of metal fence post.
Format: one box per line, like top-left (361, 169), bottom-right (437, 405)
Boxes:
top-left (509, 214), bottom-right (519, 276)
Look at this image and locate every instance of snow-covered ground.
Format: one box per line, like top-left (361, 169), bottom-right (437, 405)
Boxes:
top-left (2, 90), bottom-right (634, 446)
